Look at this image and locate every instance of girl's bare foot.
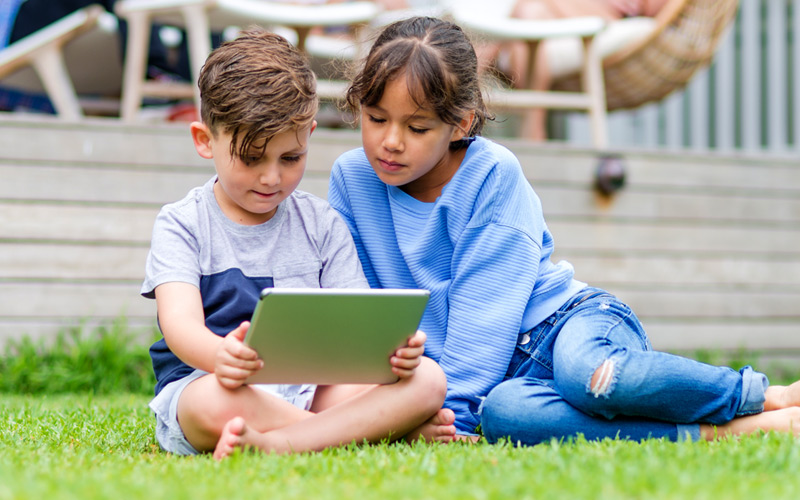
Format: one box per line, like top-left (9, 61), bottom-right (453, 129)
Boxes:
top-left (702, 407), bottom-right (800, 440)
top-left (764, 379), bottom-right (800, 411)
top-left (404, 408), bottom-right (457, 443)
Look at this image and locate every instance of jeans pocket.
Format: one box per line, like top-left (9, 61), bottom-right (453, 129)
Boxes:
top-left (507, 325), bottom-right (555, 380)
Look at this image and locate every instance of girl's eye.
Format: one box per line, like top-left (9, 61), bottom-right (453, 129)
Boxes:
top-left (368, 115), bottom-right (386, 124)
top-left (409, 126), bottom-right (428, 134)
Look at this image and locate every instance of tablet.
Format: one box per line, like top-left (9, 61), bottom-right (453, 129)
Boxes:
top-left (243, 288), bottom-right (430, 385)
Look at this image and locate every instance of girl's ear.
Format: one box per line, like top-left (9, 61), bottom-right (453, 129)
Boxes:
top-left (190, 121), bottom-right (214, 159)
top-left (451, 111), bottom-right (476, 141)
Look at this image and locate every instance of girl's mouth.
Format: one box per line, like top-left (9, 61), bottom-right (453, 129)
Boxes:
top-left (379, 159), bottom-right (404, 172)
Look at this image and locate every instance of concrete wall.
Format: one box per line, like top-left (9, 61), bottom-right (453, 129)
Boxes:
top-left (2, 115), bottom-right (798, 355)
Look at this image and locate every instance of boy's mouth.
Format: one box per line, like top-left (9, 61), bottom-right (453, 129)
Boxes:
top-left (253, 190), bottom-right (278, 199)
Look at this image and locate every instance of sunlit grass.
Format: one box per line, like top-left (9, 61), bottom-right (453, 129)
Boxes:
top-left (2, 321), bottom-right (800, 499)
top-left (2, 393), bottom-right (800, 500)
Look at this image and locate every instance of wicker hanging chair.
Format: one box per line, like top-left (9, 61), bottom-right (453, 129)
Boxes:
top-left (552, 0), bottom-right (740, 111)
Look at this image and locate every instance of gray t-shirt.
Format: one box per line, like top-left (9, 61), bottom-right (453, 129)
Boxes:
top-left (142, 176), bottom-right (368, 395)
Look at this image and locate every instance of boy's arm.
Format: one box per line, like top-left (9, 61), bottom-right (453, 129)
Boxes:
top-left (390, 330), bottom-right (426, 379)
top-left (155, 281), bottom-right (262, 388)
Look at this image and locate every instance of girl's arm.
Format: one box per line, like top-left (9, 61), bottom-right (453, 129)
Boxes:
top-left (155, 281), bottom-right (262, 389)
top-left (440, 223), bottom-right (544, 433)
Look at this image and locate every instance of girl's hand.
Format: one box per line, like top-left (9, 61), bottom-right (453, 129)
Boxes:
top-left (214, 321), bottom-right (264, 389)
top-left (391, 330), bottom-right (426, 379)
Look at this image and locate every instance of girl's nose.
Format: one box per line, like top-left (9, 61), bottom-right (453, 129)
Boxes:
top-left (383, 125), bottom-right (403, 152)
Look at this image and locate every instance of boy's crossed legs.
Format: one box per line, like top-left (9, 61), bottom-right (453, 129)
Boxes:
top-left (177, 356), bottom-right (454, 458)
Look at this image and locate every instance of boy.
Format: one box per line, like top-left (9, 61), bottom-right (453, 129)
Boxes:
top-left (141, 28), bottom-right (453, 459)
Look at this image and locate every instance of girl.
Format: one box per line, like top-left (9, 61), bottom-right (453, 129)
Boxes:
top-left (328, 16), bottom-right (800, 444)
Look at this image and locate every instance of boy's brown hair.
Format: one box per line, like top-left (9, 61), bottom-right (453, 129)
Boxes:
top-left (198, 27), bottom-right (318, 161)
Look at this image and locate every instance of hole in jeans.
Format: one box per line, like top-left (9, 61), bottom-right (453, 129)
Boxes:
top-left (590, 359), bottom-right (615, 397)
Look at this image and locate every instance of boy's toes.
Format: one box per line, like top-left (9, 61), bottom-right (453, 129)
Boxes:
top-left (432, 408), bottom-right (456, 426)
top-left (213, 416), bottom-right (247, 461)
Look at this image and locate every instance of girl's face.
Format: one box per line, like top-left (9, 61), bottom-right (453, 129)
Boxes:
top-left (360, 75), bottom-right (472, 202)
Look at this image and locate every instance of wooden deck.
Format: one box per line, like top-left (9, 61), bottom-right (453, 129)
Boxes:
top-left (1, 115), bottom-right (798, 355)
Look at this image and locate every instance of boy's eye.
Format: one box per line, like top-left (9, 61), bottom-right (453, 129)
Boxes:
top-left (243, 156), bottom-right (262, 165)
top-left (282, 155), bottom-right (301, 163)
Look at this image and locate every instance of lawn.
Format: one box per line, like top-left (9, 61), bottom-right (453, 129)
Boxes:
top-left (2, 392), bottom-right (800, 500)
top-left (2, 324), bottom-right (800, 499)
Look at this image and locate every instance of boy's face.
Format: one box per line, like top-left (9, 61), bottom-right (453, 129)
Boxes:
top-left (360, 74), bottom-right (472, 202)
top-left (191, 121), bottom-right (316, 225)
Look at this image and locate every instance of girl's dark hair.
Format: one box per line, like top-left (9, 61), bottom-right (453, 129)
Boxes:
top-left (345, 16), bottom-right (492, 143)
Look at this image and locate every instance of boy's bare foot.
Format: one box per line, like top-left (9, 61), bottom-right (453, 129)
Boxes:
top-left (404, 408), bottom-right (457, 443)
top-left (214, 417), bottom-right (295, 459)
top-left (213, 416), bottom-right (249, 460)
top-left (764, 379), bottom-right (800, 411)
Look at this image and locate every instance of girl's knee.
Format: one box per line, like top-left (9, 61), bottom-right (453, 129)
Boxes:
top-left (481, 378), bottom-right (553, 445)
top-left (554, 349), bottom-right (628, 406)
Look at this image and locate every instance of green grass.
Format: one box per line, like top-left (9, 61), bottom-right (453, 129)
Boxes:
top-left (2, 393), bottom-right (800, 500)
top-left (2, 322), bottom-right (800, 499)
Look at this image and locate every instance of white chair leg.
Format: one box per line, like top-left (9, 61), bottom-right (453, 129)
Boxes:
top-left (582, 36), bottom-right (608, 149)
top-left (31, 45), bottom-right (82, 120)
top-left (181, 4), bottom-right (211, 111)
top-left (120, 10), bottom-right (152, 123)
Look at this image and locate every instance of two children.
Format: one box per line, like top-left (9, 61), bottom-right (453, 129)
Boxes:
top-left (141, 28), bottom-right (453, 459)
top-left (145, 17), bottom-right (800, 456)
top-left (328, 16), bottom-right (800, 444)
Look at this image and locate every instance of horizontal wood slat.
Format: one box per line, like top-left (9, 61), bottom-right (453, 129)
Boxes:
top-left (642, 321), bottom-right (800, 352)
top-left (562, 254), bottom-right (800, 287)
top-left (0, 282), bottom-right (153, 318)
top-left (1, 202), bottom-right (158, 243)
top-left (547, 220), bottom-right (800, 254)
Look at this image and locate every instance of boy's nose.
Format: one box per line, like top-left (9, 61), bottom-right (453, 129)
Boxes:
top-left (260, 165), bottom-right (280, 186)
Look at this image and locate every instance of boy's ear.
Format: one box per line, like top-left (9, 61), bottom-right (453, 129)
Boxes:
top-left (451, 111), bottom-right (476, 141)
top-left (190, 121), bottom-right (214, 159)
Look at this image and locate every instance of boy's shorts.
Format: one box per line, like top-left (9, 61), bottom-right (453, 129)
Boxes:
top-left (149, 369), bottom-right (317, 455)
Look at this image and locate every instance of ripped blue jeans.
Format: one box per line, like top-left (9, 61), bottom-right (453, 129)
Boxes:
top-left (481, 287), bottom-right (769, 444)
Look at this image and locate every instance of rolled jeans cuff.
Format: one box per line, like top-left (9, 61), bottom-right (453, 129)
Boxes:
top-left (737, 365), bottom-right (769, 416)
top-left (676, 423), bottom-right (700, 442)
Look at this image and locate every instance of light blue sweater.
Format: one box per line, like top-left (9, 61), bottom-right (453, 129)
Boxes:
top-left (329, 137), bottom-right (585, 433)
